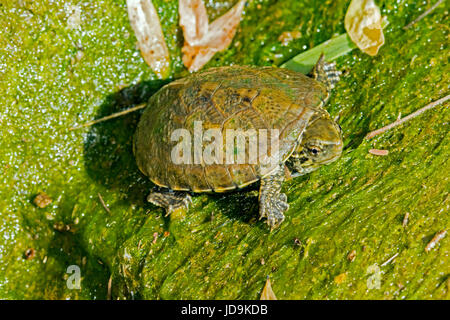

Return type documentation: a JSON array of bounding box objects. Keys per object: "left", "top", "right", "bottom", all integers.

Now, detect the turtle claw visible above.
[
  {"left": 258, "top": 164, "right": 289, "bottom": 229},
  {"left": 147, "top": 190, "right": 192, "bottom": 216},
  {"left": 259, "top": 192, "right": 288, "bottom": 230}
]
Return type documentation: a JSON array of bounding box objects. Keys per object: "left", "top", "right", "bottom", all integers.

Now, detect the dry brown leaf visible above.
[
  {"left": 179, "top": 0, "right": 208, "bottom": 46},
  {"left": 182, "top": 45, "right": 217, "bottom": 73},
  {"left": 127, "top": 0, "right": 170, "bottom": 78},
  {"left": 203, "top": 0, "right": 246, "bottom": 50},
  {"left": 260, "top": 277, "right": 277, "bottom": 300},
  {"left": 345, "top": 0, "right": 385, "bottom": 56},
  {"left": 180, "top": 0, "right": 246, "bottom": 72}
]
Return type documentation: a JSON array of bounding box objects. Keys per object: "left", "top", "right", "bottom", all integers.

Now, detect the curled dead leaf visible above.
[
  {"left": 180, "top": 0, "right": 246, "bottom": 72},
  {"left": 127, "top": 0, "right": 170, "bottom": 78},
  {"left": 345, "top": 0, "right": 385, "bottom": 56},
  {"left": 260, "top": 277, "right": 277, "bottom": 300}
]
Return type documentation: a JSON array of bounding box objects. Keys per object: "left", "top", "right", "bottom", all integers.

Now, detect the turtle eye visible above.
[{"left": 308, "top": 146, "right": 321, "bottom": 156}]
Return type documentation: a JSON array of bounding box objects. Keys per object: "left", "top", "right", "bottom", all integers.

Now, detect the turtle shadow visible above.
[
  {"left": 208, "top": 186, "right": 261, "bottom": 225},
  {"left": 83, "top": 79, "right": 169, "bottom": 207},
  {"left": 209, "top": 174, "right": 312, "bottom": 227}
]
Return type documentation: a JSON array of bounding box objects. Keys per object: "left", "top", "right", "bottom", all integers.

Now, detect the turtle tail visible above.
[{"left": 310, "top": 54, "right": 341, "bottom": 90}]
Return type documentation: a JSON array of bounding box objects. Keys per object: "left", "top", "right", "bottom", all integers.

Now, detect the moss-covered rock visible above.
[{"left": 0, "top": 0, "right": 448, "bottom": 299}]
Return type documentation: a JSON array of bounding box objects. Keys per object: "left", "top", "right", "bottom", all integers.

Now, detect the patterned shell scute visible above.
[{"left": 134, "top": 66, "right": 327, "bottom": 192}]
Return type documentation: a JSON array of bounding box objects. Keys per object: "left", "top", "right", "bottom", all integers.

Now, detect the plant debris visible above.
[
  {"left": 402, "top": 212, "right": 410, "bottom": 227},
  {"left": 24, "top": 248, "right": 36, "bottom": 260},
  {"left": 98, "top": 192, "right": 111, "bottom": 214},
  {"left": 369, "top": 149, "right": 389, "bottom": 156},
  {"left": 107, "top": 276, "right": 112, "bottom": 300},
  {"left": 69, "top": 103, "right": 147, "bottom": 130},
  {"left": 33, "top": 192, "right": 52, "bottom": 208},
  {"left": 180, "top": 0, "right": 246, "bottom": 72},
  {"left": 347, "top": 250, "right": 357, "bottom": 262},
  {"left": 281, "top": 33, "right": 357, "bottom": 74},
  {"left": 381, "top": 252, "right": 399, "bottom": 266},
  {"left": 152, "top": 232, "right": 158, "bottom": 244},
  {"left": 425, "top": 230, "right": 447, "bottom": 253},
  {"left": 127, "top": 0, "right": 170, "bottom": 78},
  {"left": 334, "top": 272, "right": 347, "bottom": 284},
  {"left": 345, "top": 0, "right": 385, "bottom": 56},
  {"left": 403, "top": 0, "right": 445, "bottom": 30},
  {"left": 53, "top": 221, "right": 72, "bottom": 232},
  {"left": 260, "top": 276, "right": 277, "bottom": 300},
  {"left": 278, "top": 31, "right": 302, "bottom": 46},
  {"left": 365, "top": 95, "right": 450, "bottom": 139}
]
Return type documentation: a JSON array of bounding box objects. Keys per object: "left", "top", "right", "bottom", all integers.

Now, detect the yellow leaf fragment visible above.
[
  {"left": 127, "top": 0, "right": 170, "bottom": 78},
  {"left": 345, "top": 0, "right": 385, "bottom": 56},
  {"left": 334, "top": 272, "right": 348, "bottom": 284},
  {"left": 260, "top": 277, "right": 277, "bottom": 300},
  {"left": 180, "top": 0, "right": 246, "bottom": 72}
]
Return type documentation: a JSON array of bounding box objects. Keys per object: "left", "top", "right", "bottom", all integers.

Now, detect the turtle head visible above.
[{"left": 287, "top": 114, "right": 343, "bottom": 177}]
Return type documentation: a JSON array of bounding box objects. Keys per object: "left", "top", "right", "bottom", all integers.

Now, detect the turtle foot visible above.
[
  {"left": 147, "top": 190, "right": 192, "bottom": 216},
  {"left": 259, "top": 192, "right": 289, "bottom": 230},
  {"left": 311, "top": 54, "right": 341, "bottom": 90}
]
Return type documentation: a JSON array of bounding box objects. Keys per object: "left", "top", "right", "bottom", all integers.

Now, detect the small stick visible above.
[
  {"left": 404, "top": 0, "right": 444, "bottom": 30},
  {"left": 402, "top": 212, "right": 410, "bottom": 227},
  {"left": 98, "top": 192, "right": 111, "bottom": 214},
  {"left": 366, "top": 95, "right": 450, "bottom": 139},
  {"left": 107, "top": 276, "right": 112, "bottom": 300},
  {"left": 69, "top": 103, "right": 147, "bottom": 130},
  {"left": 381, "top": 252, "right": 399, "bottom": 267},
  {"left": 425, "top": 230, "right": 447, "bottom": 252}
]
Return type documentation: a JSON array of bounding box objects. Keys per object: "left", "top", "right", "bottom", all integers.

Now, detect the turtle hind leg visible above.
[
  {"left": 310, "top": 54, "right": 341, "bottom": 90},
  {"left": 147, "top": 188, "right": 192, "bottom": 216},
  {"left": 259, "top": 164, "right": 289, "bottom": 230}
]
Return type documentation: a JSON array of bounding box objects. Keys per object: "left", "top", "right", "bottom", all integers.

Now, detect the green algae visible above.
[{"left": 0, "top": 0, "right": 449, "bottom": 299}]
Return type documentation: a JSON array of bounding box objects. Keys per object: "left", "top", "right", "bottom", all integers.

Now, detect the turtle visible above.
[{"left": 133, "top": 56, "right": 343, "bottom": 229}]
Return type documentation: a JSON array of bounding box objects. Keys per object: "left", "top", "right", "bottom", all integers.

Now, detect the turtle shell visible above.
[{"left": 134, "top": 66, "right": 328, "bottom": 193}]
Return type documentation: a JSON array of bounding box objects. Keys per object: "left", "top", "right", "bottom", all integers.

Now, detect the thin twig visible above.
[
  {"left": 366, "top": 95, "right": 450, "bottom": 139},
  {"left": 402, "top": 212, "right": 410, "bottom": 228},
  {"left": 403, "top": 0, "right": 444, "bottom": 30},
  {"left": 98, "top": 192, "right": 111, "bottom": 214},
  {"left": 107, "top": 276, "right": 112, "bottom": 300},
  {"left": 69, "top": 103, "right": 147, "bottom": 130},
  {"left": 425, "top": 230, "right": 447, "bottom": 252},
  {"left": 381, "top": 252, "right": 399, "bottom": 267}
]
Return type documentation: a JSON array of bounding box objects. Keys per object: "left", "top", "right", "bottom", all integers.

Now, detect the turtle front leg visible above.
[
  {"left": 147, "top": 187, "right": 192, "bottom": 216},
  {"left": 310, "top": 54, "right": 341, "bottom": 92},
  {"left": 259, "top": 164, "right": 289, "bottom": 229}
]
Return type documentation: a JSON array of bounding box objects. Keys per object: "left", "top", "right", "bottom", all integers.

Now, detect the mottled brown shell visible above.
[{"left": 134, "top": 66, "right": 328, "bottom": 193}]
